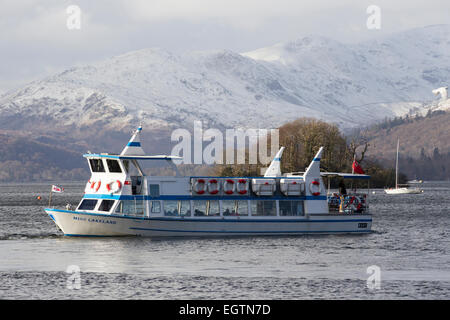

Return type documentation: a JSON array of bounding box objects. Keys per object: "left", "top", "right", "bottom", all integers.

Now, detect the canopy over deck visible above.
[
  {"left": 320, "top": 172, "right": 370, "bottom": 179},
  {"left": 83, "top": 154, "right": 182, "bottom": 161},
  {"left": 286, "top": 172, "right": 370, "bottom": 179}
]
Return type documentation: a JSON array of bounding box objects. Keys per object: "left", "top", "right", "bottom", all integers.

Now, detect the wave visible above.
[{"left": 0, "top": 232, "right": 62, "bottom": 241}]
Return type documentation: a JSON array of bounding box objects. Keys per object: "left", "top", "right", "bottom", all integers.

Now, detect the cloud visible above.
[{"left": 0, "top": 0, "right": 450, "bottom": 92}]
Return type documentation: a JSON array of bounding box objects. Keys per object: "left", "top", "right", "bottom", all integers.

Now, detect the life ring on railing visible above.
[
  {"left": 309, "top": 180, "right": 321, "bottom": 196},
  {"left": 344, "top": 196, "right": 360, "bottom": 211},
  {"left": 207, "top": 179, "right": 220, "bottom": 194},
  {"left": 236, "top": 179, "right": 248, "bottom": 195},
  {"left": 106, "top": 180, "right": 122, "bottom": 193},
  {"left": 193, "top": 179, "right": 206, "bottom": 194},
  {"left": 223, "top": 179, "right": 235, "bottom": 194},
  {"left": 90, "top": 180, "right": 101, "bottom": 192}
]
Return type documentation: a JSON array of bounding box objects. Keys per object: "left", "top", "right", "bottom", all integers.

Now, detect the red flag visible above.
[{"left": 352, "top": 160, "right": 365, "bottom": 174}]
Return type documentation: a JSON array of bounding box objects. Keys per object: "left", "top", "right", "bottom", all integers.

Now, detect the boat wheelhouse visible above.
[{"left": 44, "top": 127, "right": 372, "bottom": 237}]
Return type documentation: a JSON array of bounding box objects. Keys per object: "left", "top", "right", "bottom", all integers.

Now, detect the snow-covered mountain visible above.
[{"left": 1, "top": 25, "right": 449, "bottom": 143}]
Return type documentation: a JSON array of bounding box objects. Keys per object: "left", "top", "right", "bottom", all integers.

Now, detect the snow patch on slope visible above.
[{"left": 1, "top": 25, "right": 449, "bottom": 135}]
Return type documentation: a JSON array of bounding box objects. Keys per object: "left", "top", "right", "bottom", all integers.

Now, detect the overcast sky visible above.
[{"left": 1, "top": 0, "right": 449, "bottom": 93}]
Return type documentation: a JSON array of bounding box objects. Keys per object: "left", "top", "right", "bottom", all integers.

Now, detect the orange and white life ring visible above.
[
  {"left": 193, "top": 179, "right": 206, "bottom": 194},
  {"left": 90, "top": 180, "right": 101, "bottom": 192},
  {"left": 223, "top": 179, "right": 235, "bottom": 194},
  {"left": 106, "top": 180, "right": 122, "bottom": 193},
  {"left": 309, "top": 179, "right": 321, "bottom": 196},
  {"left": 236, "top": 179, "right": 248, "bottom": 195},
  {"left": 207, "top": 179, "right": 220, "bottom": 194},
  {"left": 345, "top": 196, "right": 360, "bottom": 211}
]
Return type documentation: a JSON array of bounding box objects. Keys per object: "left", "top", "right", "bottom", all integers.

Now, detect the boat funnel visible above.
[
  {"left": 120, "top": 126, "right": 146, "bottom": 156},
  {"left": 304, "top": 147, "right": 324, "bottom": 180},
  {"left": 264, "top": 147, "right": 285, "bottom": 177}
]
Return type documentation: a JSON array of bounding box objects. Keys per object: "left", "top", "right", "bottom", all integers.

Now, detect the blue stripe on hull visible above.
[
  {"left": 137, "top": 217, "right": 372, "bottom": 223},
  {"left": 64, "top": 234, "right": 119, "bottom": 237},
  {"left": 129, "top": 227, "right": 372, "bottom": 234},
  {"left": 64, "top": 230, "right": 372, "bottom": 237},
  {"left": 46, "top": 208, "right": 371, "bottom": 223}
]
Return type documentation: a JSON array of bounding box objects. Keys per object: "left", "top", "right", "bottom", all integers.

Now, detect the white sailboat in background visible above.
[{"left": 384, "top": 139, "right": 424, "bottom": 195}]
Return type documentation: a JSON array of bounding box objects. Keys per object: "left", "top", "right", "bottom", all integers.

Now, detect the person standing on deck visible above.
[
  {"left": 338, "top": 180, "right": 347, "bottom": 213},
  {"left": 339, "top": 180, "right": 347, "bottom": 195}
]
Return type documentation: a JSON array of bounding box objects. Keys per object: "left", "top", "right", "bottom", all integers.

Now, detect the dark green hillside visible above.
[
  {"left": 356, "top": 109, "right": 450, "bottom": 180},
  {"left": 0, "top": 133, "right": 89, "bottom": 182}
]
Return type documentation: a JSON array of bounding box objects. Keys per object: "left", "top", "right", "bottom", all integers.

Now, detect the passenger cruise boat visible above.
[{"left": 44, "top": 127, "right": 373, "bottom": 237}]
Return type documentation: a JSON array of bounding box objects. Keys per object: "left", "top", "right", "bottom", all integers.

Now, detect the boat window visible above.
[
  {"left": 98, "top": 200, "right": 115, "bottom": 212},
  {"left": 292, "top": 200, "right": 304, "bottom": 216},
  {"left": 131, "top": 176, "right": 143, "bottom": 195},
  {"left": 193, "top": 200, "right": 207, "bottom": 216},
  {"left": 115, "top": 201, "right": 132, "bottom": 215},
  {"left": 115, "top": 199, "right": 145, "bottom": 216},
  {"left": 251, "top": 200, "right": 277, "bottom": 216},
  {"left": 106, "top": 159, "right": 122, "bottom": 173},
  {"left": 78, "top": 199, "right": 98, "bottom": 211},
  {"left": 89, "top": 159, "right": 105, "bottom": 172},
  {"left": 207, "top": 200, "right": 220, "bottom": 216},
  {"left": 150, "top": 201, "right": 161, "bottom": 214},
  {"left": 179, "top": 200, "right": 191, "bottom": 216},
  {"left": 222, "top": 200, "right": 237, "bottom": 216},
  {"left": 149, "top": 184, "right": 160, "bottom": 197},
  {"left": 122, "top": 160, "right": 129, "bottom": 173},
  {"left": 135, "top": 199, "right": 145, "bottom": 216},
  {"left": 164, "top": 200, "right": 178, "bottom": 216},
  {"left": 279, "top": 201, "right": 291, "bottom": 216},
  {"left": 122, "top": 160, "right": 141, "bottom": 175},
  {"left": 236, "top": 200, "right": 249, "bottom": 216},
  {"left": 279, "top": 200, "right": 304, "bottom": 216}
]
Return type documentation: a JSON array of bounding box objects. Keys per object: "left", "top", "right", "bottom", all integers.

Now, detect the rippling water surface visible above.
[{"left": 0, "top": 182, "right": 449, "bottom": 299}]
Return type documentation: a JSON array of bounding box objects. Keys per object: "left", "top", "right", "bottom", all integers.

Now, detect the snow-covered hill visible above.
[{"left": 1, "top": 25, "right": 449, "bottom": 140}]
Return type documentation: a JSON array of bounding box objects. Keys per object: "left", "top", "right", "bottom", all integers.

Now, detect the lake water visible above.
[{"left": 0, "top": 182, "right": 449, "bottom": 299}]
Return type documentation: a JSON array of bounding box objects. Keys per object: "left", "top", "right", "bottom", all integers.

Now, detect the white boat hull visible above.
[
  {"left": 384, "top": 187, "right": 423, "bottom": 194},
  {"left": 45, "top": 208, "right": 372, "bottom": 237}
]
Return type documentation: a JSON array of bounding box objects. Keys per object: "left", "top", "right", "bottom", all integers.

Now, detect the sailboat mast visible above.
[{"left": 395, "top": 139, "right": 399, "bottom": 189}]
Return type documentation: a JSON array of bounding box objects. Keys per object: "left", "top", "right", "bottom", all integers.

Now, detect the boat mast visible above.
[{"left": 395, "top": 138, "right": 399, "bottom": 189}]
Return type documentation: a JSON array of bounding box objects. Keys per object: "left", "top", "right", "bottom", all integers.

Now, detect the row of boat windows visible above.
[
  {"left": 89, "top": 159, "right": 122, "bottom": 173},
  {"left": 78, "top": 199, "right": 305, "bottom": 217},
  {"left": 88, "top": 159, "right": 140, "bottom": 174}
]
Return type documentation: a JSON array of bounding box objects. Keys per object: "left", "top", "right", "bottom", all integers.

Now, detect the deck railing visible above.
[{"left": 327, "top": 193, "right": 369, "bottom": 214}]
